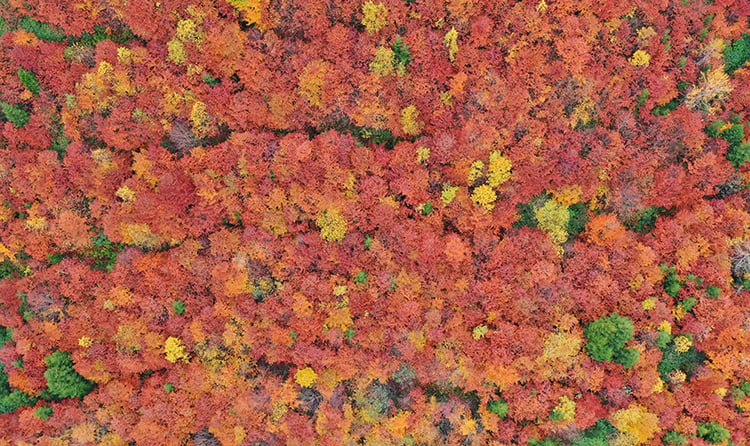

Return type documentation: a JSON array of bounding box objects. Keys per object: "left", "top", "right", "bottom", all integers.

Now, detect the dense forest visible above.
[{"left": 1, "top": 0, "right": 750, "bottom": 444}]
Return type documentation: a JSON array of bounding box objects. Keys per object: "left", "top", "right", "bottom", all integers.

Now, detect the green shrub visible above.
[
  {"left": 657, "top": 339, "right": 707, "bottom": 381},
  {"left": 630, "top": 206, "right": 672, "bottom": 233},
  {"left": 697, "top": 422, "right": 731, "bottom": 444},
  {"left": 0, "top": 389, "right": 34, "bottom": 414},
  {"left": 528, "top": 439, "right": 562, "bottom": 446},
  {"left": 172, "top": 300, "right": 186, "bottom": 315},
  {"left": 705, "top": 285, "right": 721, "bottom": 298},
  {"left": 17, "top": 68, "right": 40, "bottom": 96},
  {"left": 567, "top": 202, "right": 589, "bottom": 237},
  {"left": 662, "top": 265, "right": 682, "bottom": 297},
  {"left": 722, "top": 124, "right": 745, "bottom": 147},
  {"left": 613, "top": 347, "right": 640, "bottom": 369},
  {"left": 655, "top": 330, "right": 672, "bottom": 350},
  {"left": 391, "top": 36, "right": 412, "bottom": 68},
  {"left": 706, "top": 119, "right": 724, "bottom": 137},
  {"left": 34, "top": 406, "right": 53, "bottom": 420},
  {"left": 0, "top": 326, "right": 11, "bottom": 348},
  {"left": 203, "top": 73, "right": 219, "bottom": 86},
  {"left": 44, "top": 351, "right": 94, "bottom": 399},
  {"left": 1, "top": 102, "right": 30, "bottom": 128},
  {"left": 728, "top": 142, "right": 750, "bottom": 168},
  {"left": 81, "top": 230, "right": 123, "bottom": 272},
  {"left": 584, "top": 313, "right": 634, "bottom": 363},
  {"left": 663, "top": 430, "right": 688, "bottom": 445},
  {"left": 513, "top": 193, "right": 552, "bottom": 229},
  {"left": 724, "top": 33, "right": 750, "bottom": 74},
  {"left": 19, "top": 17, "right": 66, "bottom": 42},
  {"left": 487, "top": 397, "right": 508, "bottom": 418},
  {"left": 354, "top": 271, "right": 368, "bottom": 284},
  {"left": 572, "top": 419, "right": 617, "bottom": 446}
]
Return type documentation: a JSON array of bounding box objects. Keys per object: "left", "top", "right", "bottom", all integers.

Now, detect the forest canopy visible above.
[{"left": 0, "top": 0, "right": 750, "bottom": 444}]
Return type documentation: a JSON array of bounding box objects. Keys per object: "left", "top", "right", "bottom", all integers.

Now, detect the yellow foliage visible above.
[
  {"left": 400, "top": 105, "right": 422, "bottom": 136},
  {"left": 164, "top": 336, "right": 189, "bottom": 363},
  {"left": 444, "top": 27, "right": 458, "bottom": 62},
  {"left": 658, "top": 321, "right": 672, "bottom": 334},
  {"left": 541, "top": 331, "right": 582, "bottom": 361},
  {"left": 629, "top": 50, "right": 651, "bottom": 66},
  {"left": 227, "top": 0, "right": 263, "bottom": 27},
  {"left": 387, "top": 411, "right": 410, "bottom": 437},
  {"left": 472, "top": 325, "right": 488, "bottom": 340},
  {"left": 684, "top": 67, "right": 732, "bottom": 112},
  {"left": 370, "top": 46, "right": 395, "bottom": 77},
  {"left": 316, "top": 209, "right": 348, "bottom": 242},
  {"left": 570, "top": 97, "right": 596, "bottom": 128},
  {"left": 641, "top": 297, "right": 656, "bottom": 310},
  {"left": 441, "top": 185, "right": 459, "bottom": 204},
  {"left": 362, "top": 1, "right": 388, "bottom": 34},
  {"left": 167, "top": 39, "right": 187, "bottom": 64},
  {"left": 536, "top": 0, "right": 548, "bottom": 12},
  {"left": 611, "top": 404, "right": 660, "bottom": 445},
  {"left": 99, "top": 432, "right": 128, "bottom": 446},
  {"left": 468, "top": 160, "right": 485, "bottom": 182},
  {"left": 652, "top": 379, "right": 665, "bottom": 393},
  {"left": 459, "top": 417, "right": 476, "bottom": 435},
  {"left": 535, "top": 199, "right": 569, "bottom": 245},
  {"left": 299, "top": 60, "right": 329, "bottom": 107},
  {"left": 668, "top": 370, "right": 686, "bottom": 384},
  {"left": 416, "top": 146, "right": 430, "bottom": 162},
  {"left": 551, "top": 184, "right": 582, "bottom": 205},
  {"left": 116, "top": 185, "right": 136, "bottom": 201},
  {"left": 91, "top": 148, "right": 116, "bottom": 172},
  {"left": 117, "top": 47, "right": 132, "bottom": 64},
  {"left": 637, "top": 26, "right": 657, "bottom": 40},
  {"left": 674, "top": 335, "right": 692, "bottom": 353},
  {"left": 552, "top": 396, "right": 576, "bottom": 421},
  {"left": 78, "top": 336, "right": 93, "bottom": 347},
  {"left": 0, "top": 243, "right": 14, "bottom": 261},
  {"left": 120, "top": 222, "right": 162, "bottom": 249},
  {"left": 175, "top": 18, "right": 205, "bottom": 43},
  {"left": 408, "top": 330, "right": 426, "bottom": 351},
  {"left": 190, "top": 100, "right": 210, "bottom": 137},
  {"left": 471, "top": 184, "right": 497, "bottom": 211},
  {"left": 295, "top": 367, "right": 318, "bottom": 387},
  {"left": 440, "top": 91, "right": 453, "bottom": 105},
  {"left": 487, "top": 152, "right": 512, "bottom": 187},
  {"left": 25, "top": 215, "right": 47, "bottom": 232}
]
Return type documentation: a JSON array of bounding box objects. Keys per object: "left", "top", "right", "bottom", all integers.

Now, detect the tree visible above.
[
  {"left": 584, "top": 313, "right": 638, "bottom": 368},
  {"left": 697, "top": 422, "right": 731, "bottom": 444},
  {"left": 43, "top": 351, "right": 94, "bottom": 399},
  {"left": 1, "top": 102, "right": 30, "bottom": 128}
]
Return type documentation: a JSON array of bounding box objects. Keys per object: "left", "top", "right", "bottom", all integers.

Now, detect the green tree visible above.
[
  {"left": 0, "top": 389, "right": 34, "bottom": 414},
  {"left": 487, "top": 397, "right": 508, "bottom": 419},
  {"left": 172, "top": 299, "right": 186, "bottom": 315},
  {"left": 34, "top": 406, "right": 53, "bottom": 420},
  {"left": 44, "top": 351, "right": 94, "bottom": 399},
  {"left": 584, "top": 313, "right": 636, "bottom": 365},
  {"left": 1, "top": 102, "right": 30, "bottom": 128},
  {"left": 697, "top": 422, "right": 730, "bottom": 444},
  {"left": 724, "top": 33, "right": 750, "bottom": 74},
  {"left": 17, "top": 68, "right": 40, "bottom": 95}
]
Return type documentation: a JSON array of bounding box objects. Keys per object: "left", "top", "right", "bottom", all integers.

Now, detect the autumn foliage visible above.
[{"left": 1, "top": 0, "right": 750, "bottom": 444}]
